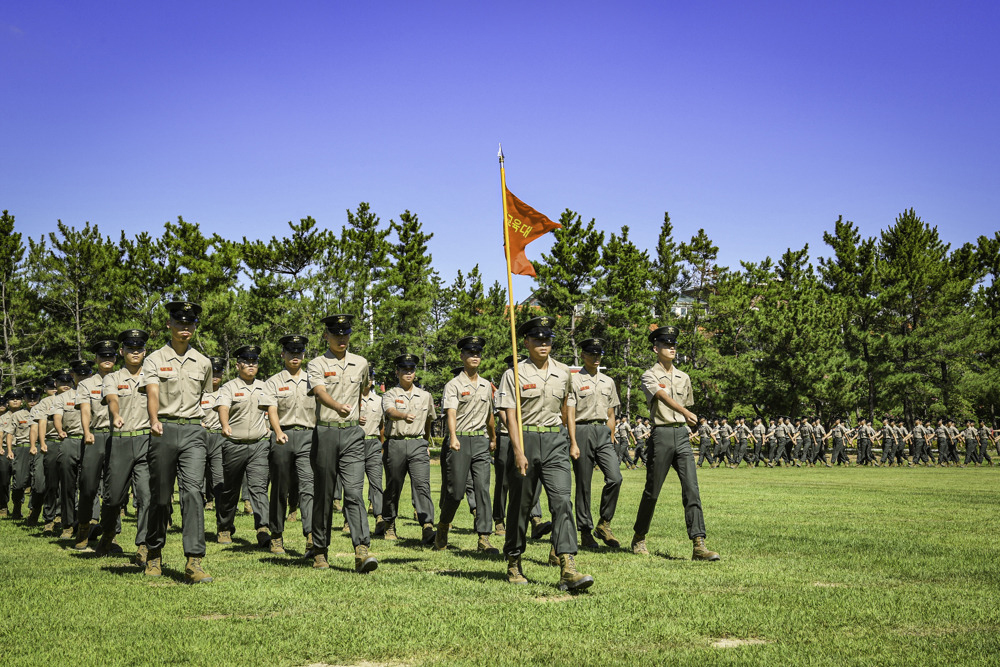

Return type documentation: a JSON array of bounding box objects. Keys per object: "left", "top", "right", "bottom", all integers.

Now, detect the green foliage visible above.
[{"left": 2, "top": 204, "right": 998, "bottom": 425}]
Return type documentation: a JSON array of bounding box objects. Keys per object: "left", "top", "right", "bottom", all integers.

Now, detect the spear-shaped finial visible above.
[{"left": 498, "top": 142, "right": 504, "bottom": 163}]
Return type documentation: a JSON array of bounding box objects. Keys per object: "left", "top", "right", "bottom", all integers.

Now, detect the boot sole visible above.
[
  {"left": 693, "top": 554, "right": 721, "bottom": 561},
  {"left": 558, "top": 575, "right": 594, "bottom": 592},
  {"left": 356, "top": 557, "right": 378, "bottom": 574},
  {"left": 185, "top": 576, "right": 213, "bottom": 584}
]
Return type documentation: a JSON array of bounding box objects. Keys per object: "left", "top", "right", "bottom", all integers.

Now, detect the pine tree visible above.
[
  {"left": 650, "top": 212, "right": 683, "bottom": 323},
  {"left": 0, "top": 211, "right": 38, "bottom": 386},
  {"left": 532, "top": 210, "right": 604, "bottom": 365},
  {"left": 595, "top": 225, "right": 654, "bottom": 419}
]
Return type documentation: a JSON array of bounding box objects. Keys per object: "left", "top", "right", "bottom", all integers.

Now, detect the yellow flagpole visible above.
[{"left": 498, "top": 144, "right": 525, "bottom": 439}]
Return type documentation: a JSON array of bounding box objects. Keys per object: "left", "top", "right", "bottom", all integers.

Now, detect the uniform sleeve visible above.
[
  {"left": 202, "top": 359, "right": 213, "bottom": 393},
  {"left": 640, "top": 369, "right": 660, "bottom": 402},
  {"left": 381, "top": 391, "right": 395, "bottom": 414},
  {"left": 609, "top": 379, "right": 621, "bottom": 410},
  {"left": 103, "top": 373, "right": 120, "bottom": 399},
  {"left": 256, "top": 384, "right": 275, "bottom": 408},
  {"left": 215, "top": 383, "right": 233, "bottom": 409},
  {"left": 139, "top": 356, "right": 159, "bottom": 388},
  {"left": 496, "top": 369, "right": 516, "bottom": 410},
  {"left": 306, "top": 358, "right": 324, "bottom": 396},
  {"left": 426, "top": 392, "right": 437, "bottom": 421},
  {"left": 442, "top": 379, "right": 460, "bottom": 411},
  {"left": 565, "top": 376, "right": 578, "bottom": 408},
  {"left": 681, "top": 374, "right": 694, "bottom": 407},
  {"left": 74, "top": 384, "right": 89, "bottom": 411}
]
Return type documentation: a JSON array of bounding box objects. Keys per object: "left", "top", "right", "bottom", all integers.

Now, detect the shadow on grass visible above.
[
  {"left": 434, "top": 568, "right": 508, "bottom": 582},
  {"left": 100, "top": 563, "right": 142, "bottom": 577}
]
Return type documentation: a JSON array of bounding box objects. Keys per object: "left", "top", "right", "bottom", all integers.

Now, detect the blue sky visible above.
[{"left": 3, "top": 2, "right": 998, "bottom": 301}]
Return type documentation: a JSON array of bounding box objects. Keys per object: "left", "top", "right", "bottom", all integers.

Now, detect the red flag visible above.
[{"left": 503, "top": 188, "right": 562, "bottom": 277}]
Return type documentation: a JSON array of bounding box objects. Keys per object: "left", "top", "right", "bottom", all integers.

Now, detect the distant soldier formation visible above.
[{"left": 9, "top": 299, "right": 990, "bottom": 588}]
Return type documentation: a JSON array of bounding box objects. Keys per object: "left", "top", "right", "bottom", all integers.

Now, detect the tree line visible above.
[{"left": 1, "top": 206, "right": 997, "bottom": 425}]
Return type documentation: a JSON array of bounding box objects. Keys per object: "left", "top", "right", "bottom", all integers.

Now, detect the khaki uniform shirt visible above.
[
  {"left": 752, "top": 424, "right": 765, "bottom": 442},
  {"left": 734, "top": 423, "right": 751, "bottom": 443},
  {"left": 813, "top": 424, "right": 826, "bottom": 443},
  {"left": 76, "top": 374, "right": 111, "bottom": 431},
  {"left": 961, "top": 427, "right": 979, "bottom": 445},
  {"left": 831, "top": 424, "right": 848, "bottom": 442},
  {"left": 894, "top": 425, "right": 908, "bottom": 442},
  {"left": 5, "top": 409, "right": 33, "bottom": 444},
  {"left": 860, "top": 424, "right": 876, "bottom": 440},
  {"left": 978, "top": 426, "right": 993, "bottom": 444},
  {"left": 216, "top": 377, "right": 273, "bottom": 442},
  {"left": 306, "top": 351, "right": 368, "bottom": 424},
  {"left": 947, "top": 425, "right": 961, "bottom": 442},
  {"left": 30, "top": 395, "right": 60, "bottom": 439},
  {"left": 103, "top": 368, "right": 150, "bottom": 432},
  {"left": 718, "top": 423, "right": 733, "bottom": 441},
  {"left": 496, "top": 358, "right": 572, "bottom": 428},
  {"left": 799, "top": 423, "right": 814, "bottom": 442},
  {"left": 640, "top": 363, "right": 693, "bottom": 426},
  {"left": 53, "top": 390, "right": 84, "bottom": 437},
  {"left": 566, "top": 369, "right": 619, "bottom": 423},
  {"left": 934, "top": 425, "right": 948, "bottom": 445},
  {"left": 382, "top": 385, "right": 437, "bottom": 438},
  {"left": 140, "top": 344, "right": 213, "bottom": 419},
  {"left": 696, "top": 423, "right": 713, "bottom": 442},
  {"left": 911, "top": 424, "right": 929, "bottom": 442},
  {"left": 200, "top": 390, "right": 223, "bottom": 430},
  {"left": 442, "top": 372, "right": 493, "bottom": 432},
  {"left": 264, "top": 369, "right": 315, "bottom": 429},
  {"left": 493, "top": 387, "right": 507, "bottom": 435},
  {"left": 360, "top": 391, "right": 384, "bottom": 439}
]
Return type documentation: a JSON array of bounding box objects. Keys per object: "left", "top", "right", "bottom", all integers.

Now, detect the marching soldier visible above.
[
  {"left": 632, "top": 325, "right": 719, "bottom": 561},
  {"left": 40, "top": 370, "right": 74, "bottom": 533},
  {"left": 566, "top": 337, "right": 623, "bottom": 550},
  {"left": 73, "top": 339, "right": 118, "bottom": 551},
  {"left": 791, "top": 417, "right": 807, "bottom": 467},
  {"left": 0, "top": 396, "right": 10, "bottom": 517},
  {"left": 4, "top": 389, "right": 36, "bottom": 519},
  {"left": 382, "top": 353, "right": 437, "bottom": 545},
  {"left": 24, "top": 383, "right": 54, "bottom": 526},
  {"left": 946, "top": 418, "right": 963, "bottom": 467},
  {"left": 977, "top": 419, "right": 994, "bottom": 466},
  {"left": 634, "top": 418, "right": 650, "bottom": 466},
  {"left": 767, "top": 416, "right": 785, "bottom": 467},
  {"left": 615, "top": 417, "right": 637, "bottom": 470},
  {"left": 812, "top": 417, "right": 830, "bottom": 467},
  {"left": 731, "top": 416, "right": 751, "bottom": 468},
  {"left": 934, "top": 418, "right": 950, "bottom": 467},
  {"left": 96, "top": 329, "right": 152, "bottom": 561},
  {"left": 200, "top": 357, "right": 226, "bottom": 522},
  {"left": 714, "top": 417, "right": 732, "bottom": 468},
  {"left": 491, "top": 355, "right": 551, "bottom": 539},
  {"left": 828, "top": 417, "right": 849, "bottom": 466},
  {"left": 894, "top": 419, "right": 912, "bottom": 466},
  {"left": 264, "top": 335, "right": 316, "bottom": 555},
  {"left": 140, "top": 300, "right": 214, "bottom": 584},
  {"left": 961, "top": 419, "right": 982, "bottom": 466},
  {"left": 55, "top": 360, "right": 90, "bottom": 539},
  {"left": 751, "top": 417, "right": 766, "bottom": 467},
  {"left": 215, "top": 345, "right": 273, "bottom": 548},
  {"left": 435, "top": 336, "right": 499, "bottom": 553},
  {"left": 496, "top": 316, "right": 592, "bottom": 590},
  {"left": 694, "top": 416, "right": 716, "bottom": 467},
  {"left": 306, "top": 314, "right": 377, "bottom": 573},
  {"left": 879, "top": 417, "right": 897, "bottom": 466},
  {"left": 358, "top": 370, "right": 385, "bottom": 534},
  {"left": 910, "top": 418, "right": 931, "bottom": 465}
]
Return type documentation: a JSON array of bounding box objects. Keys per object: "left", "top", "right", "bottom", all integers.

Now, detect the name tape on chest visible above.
[
  {"left": 580, "top": 385, "right": 591, "bottom": 391},
  {"left": 234, "top": 392, "right": 245, "bottom": 397},
  {"left": 324, "top": 371, "right": 337, "bottom": 378},
  {"left": 91, "top": 390, "right": 102, "bottom": 395},
  {"left": 522, "top": 383, "right": 536, "bottom": 390},
  {"left": 461, "top": 391, "right": 471, "bottom": 397},
  {"left": 118, "top": 385, "right": 129, "bottom": 390},
  {"left": 278, "top": 386, "right": 290, "bottom": 392},
  {"left": 160, "top": 367, "right": 173, "bottom": 372}
]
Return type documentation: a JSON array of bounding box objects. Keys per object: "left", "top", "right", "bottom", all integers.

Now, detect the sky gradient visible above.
[{"left": 3, "top": 2, "right": 998, "bottom": 301}]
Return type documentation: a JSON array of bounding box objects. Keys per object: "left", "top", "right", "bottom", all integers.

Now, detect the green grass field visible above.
[{"left": 2, "top": 465, "right": 999, "bottom": 666}]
